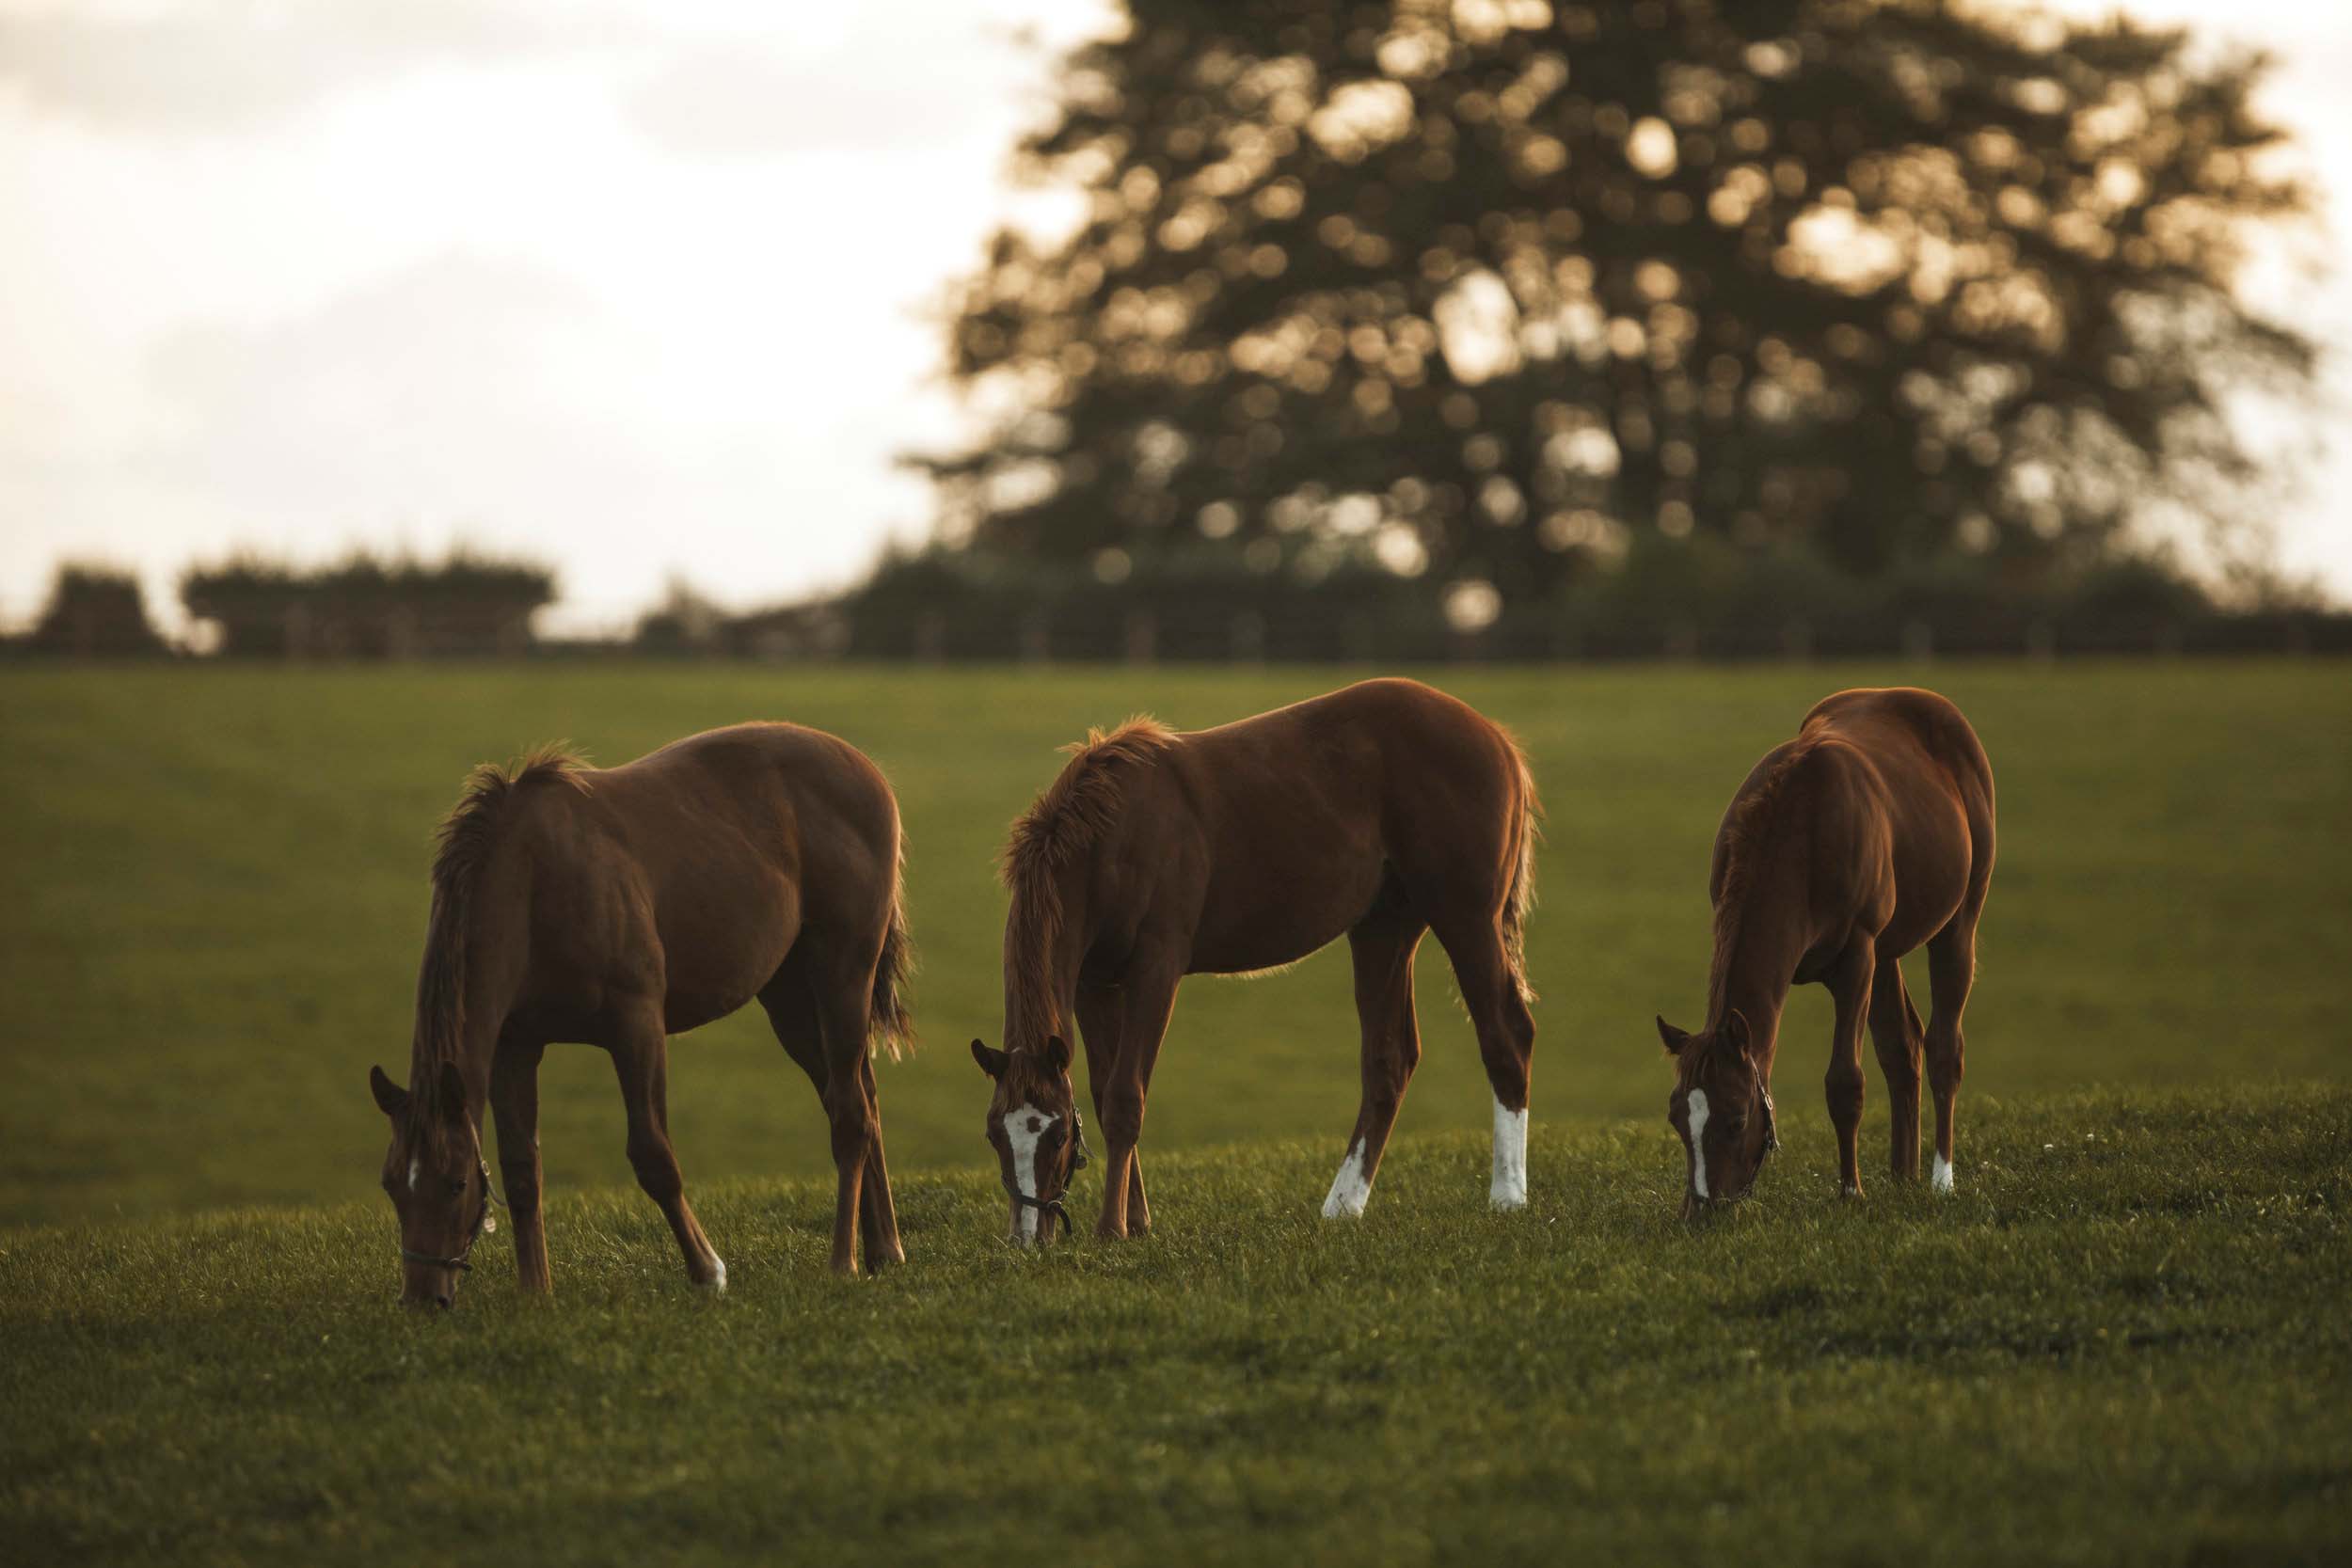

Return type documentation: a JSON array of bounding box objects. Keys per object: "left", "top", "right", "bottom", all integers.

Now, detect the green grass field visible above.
[
  {"left": 2, "top": 661, "right": 2348, "bottom": 1563},
  {"left": 3, "top": 1090, "right": 2345, "bottom": 1565},
  {"left": 1, "top": 661, "right": 2345, "bottom": 1224}
]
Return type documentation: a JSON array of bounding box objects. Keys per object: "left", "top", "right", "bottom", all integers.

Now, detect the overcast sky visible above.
[{"left": 2, "top": 0, "right": 2344, "bottom": 635}]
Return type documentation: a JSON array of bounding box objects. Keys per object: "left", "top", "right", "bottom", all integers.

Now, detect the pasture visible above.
[
  {"left": 0, "top": 660, "right": 2344, "bottom": 1224},
  {"left": 2, "top": 659, "right": 2348, "bottom": 1563},
  {"left": 3, "top": 1091, "right": 2346, "bottom": 1564}
]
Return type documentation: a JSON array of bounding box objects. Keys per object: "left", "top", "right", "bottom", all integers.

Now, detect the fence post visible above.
[
  {"left": 1901, "top": 617, "right": 1933, "bottom": 662},
  {"left": 1230, "top": 610, "right": 1265, "bottom": 664},
  {"left": 1124, "top": 608, "right": 1157, "bottom": 664},
  {"left": 1020, "top": 608, "right": 1051, "bottom": 664}
]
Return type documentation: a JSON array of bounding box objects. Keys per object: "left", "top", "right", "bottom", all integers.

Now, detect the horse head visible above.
[
  {"left": 971, "top": 1035, "right": 1088, "bottom": 1246},
  {"left": 1658, "top": 1010, "right": 1777, "bottom": 1218},
  {"left": 370, "top": 1060, "right": 498, "bottom": 1307}
]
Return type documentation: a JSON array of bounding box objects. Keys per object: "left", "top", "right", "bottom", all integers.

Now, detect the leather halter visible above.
[
  {"left": 1002, "top": 1109, "right": 1091, "bottom": 1238},
  {"left": 399, "top": 1156, "right": 505, "bottom": 1274}
]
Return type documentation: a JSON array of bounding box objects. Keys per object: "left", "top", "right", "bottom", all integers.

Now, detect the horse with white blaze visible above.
[{"left": 971, "top": 678, "right": 1543, "bottom": 1242}]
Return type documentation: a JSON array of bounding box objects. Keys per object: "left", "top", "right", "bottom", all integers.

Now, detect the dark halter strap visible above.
[
  {"left": 1002, "top": 1110, "right": 1091, "bottom": 1239},
  {"left": 399, "top": 1156, "right": 505, "bottom": 1273}
]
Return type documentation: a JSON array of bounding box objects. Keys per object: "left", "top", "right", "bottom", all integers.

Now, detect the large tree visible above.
[{"left": 917, "top": 0, "right": 2312, "bottom": 615}]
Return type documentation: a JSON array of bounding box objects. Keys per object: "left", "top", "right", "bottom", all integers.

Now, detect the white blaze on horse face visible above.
[
  {"left": 407, "top": 1156, "right": 420, "bottom": 1195},
  {"left": 1321, "top": 1139, "right": 1372, "bottom": 1219},
  {"left": 1686, "top": 1088, "right": 1710, "bottom": 1200},
  {"left": 1931, "top": 1153, "right": 1955, "bottom": 1194},
  {"left": 1489, "top": 1098, "right": 1529, "bottom": 1211},
  {"left": 1004, "top": 1102, "right": 1056, "bottom": 1244}
]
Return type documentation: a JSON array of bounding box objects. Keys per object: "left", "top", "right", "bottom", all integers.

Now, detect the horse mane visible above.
[
  {"left": 413, "top": 746, "right": 591, "bottom": 1111},
  {"left": 998, "top": 717, "right": 1178, "bottom": 1043},
  {"left": 1706, "top": 733, "right": 1821, "bottom": 1024}
]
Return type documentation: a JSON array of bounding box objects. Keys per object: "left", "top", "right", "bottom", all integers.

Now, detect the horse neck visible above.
[
  {"left": 407, "top": 881, "right": 523, "bottom": 1120},
  {"left": 1002, "top": 861, "right": 1086, "bottom": 1048},
  {"left": 1705, "top": 878, "right": 1808, "bottom": 1080}
]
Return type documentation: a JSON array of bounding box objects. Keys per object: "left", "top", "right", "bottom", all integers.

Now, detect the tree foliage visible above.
[
  {"left": 26, "top": 565, "right": 167, "bottom": 657},
  {"left": 918, "top": 0, "right": 2312, "bottom": 612}
]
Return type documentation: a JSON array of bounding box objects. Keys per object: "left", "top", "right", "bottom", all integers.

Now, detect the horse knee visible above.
[
  {"left": 1927, "top": 1029, "right": 1965, "bottom": 1093},
  {"left": 1099, "top": 1087, "right": 1145, "bottom": 1148},
  {"left": 824, "top": 1084, "right": 876, "bottom": 1164},
  {"left": 1824, "top": 1064, "right": 1866, "bottom": 1125},
  {"left": 1504, "top": 994, "right": 1535, "bottom": 1053},
  {"left": 1480, "top": 1021, "right": 1533, "bottom": 1110},
  {"left": 626, "top": 1138, "right": 681, "bottom": 1202}
]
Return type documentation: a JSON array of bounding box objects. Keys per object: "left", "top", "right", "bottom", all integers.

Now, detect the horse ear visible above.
[
  {"left": 1724, "top": 1009, "right": 1754, "bottom": 1056},
  {"left": 370, "top": 1065, "right": 408, "bottom": 1117},
  {"left": 1656, "top": 1016, "right": 1691, "bottom": 1054},
  {"left": 435, "top": 1059, "right": 469, "bottom": 1120},
  {"left": 1043, "top": 1034, "right": 1073, "bottom": 1073},
  {"left": 971, "top": 1038, "right": 1009, "bottom": 1079}
]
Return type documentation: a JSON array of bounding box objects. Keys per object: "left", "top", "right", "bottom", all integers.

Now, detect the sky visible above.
[{"left": 1, "top": 0, "right": 2344, "bottom": 637}]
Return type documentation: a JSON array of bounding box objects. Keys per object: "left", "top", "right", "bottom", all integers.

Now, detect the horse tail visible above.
[
  {"left": 868, "top": 832, "right": 915, "bottom": 1060},
  {"left": 1500, "top": 734, "right": 1542, "bottom": 1005}
]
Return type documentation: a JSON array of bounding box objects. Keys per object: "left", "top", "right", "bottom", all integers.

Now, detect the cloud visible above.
[
  {"left": 625, "top": 33, "right": 1032, "bottom": 159},
  {"left": 0, "top": 0, "right": 548, "bottom": 133},
  {"left": 141, "top": 251, "right": 668, "bottom": 521}
]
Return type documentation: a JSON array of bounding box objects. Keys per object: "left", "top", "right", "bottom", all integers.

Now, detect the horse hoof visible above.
[{"left": 696, "top": 1258, "right": 728, "bottom": 1294}]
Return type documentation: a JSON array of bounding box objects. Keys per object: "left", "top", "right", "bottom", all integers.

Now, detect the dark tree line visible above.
[{"left": 903, "top": 0, "right": 2313, "bottom": 630}]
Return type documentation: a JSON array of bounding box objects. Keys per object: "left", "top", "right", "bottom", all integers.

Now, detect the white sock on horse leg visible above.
[
  {"left": 1489, "top": 1098, "right": 1528, "bottom": 1211},
  {"left": 1321, "top": 1139, "right": 1372, "bottom": 1219}
]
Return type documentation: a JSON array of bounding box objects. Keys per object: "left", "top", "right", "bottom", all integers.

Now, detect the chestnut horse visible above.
[
  {"left": 970, "top": 678, "right": 1540, "bottom": 1242},
  {"left": 1656, "top": 687, "right": 1994, "bottom": 1214},
  {"left": 369, "top": 723, "right": 913, "bottom": 1305}
]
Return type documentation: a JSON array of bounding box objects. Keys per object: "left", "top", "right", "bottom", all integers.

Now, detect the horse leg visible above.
[
  {"left": 1096, "top": 958, "right": 1182, "bottom": 1241},
  {"left": 1075, "top": 985, "right": 1150, "bottom": 1235},
  {"left": 1924, "top": 912, "right": 1979, "bottom": 1195},
  {"left": 802, "top": 964, "right": 886, "bottom": 1276},
  {"left": 853, "top": 1051, "right": 903, "bottom": 1264},
  {"left": 609, "top": 1009, "right": 725, "bottom": 1290},
  {"left": 1867, "top": 958, "right": 1924, "bottom": 1181},
  {"left": 1430, "top": 913, "right": 1536, "bottom": 1212},
  {"left": 1322, "top": 911, "right": 1425, "bottom": 1218},
  {"left": 489, "top": 1035, "right": 551, "bottom": 1294},
  {"left": 760, "top": 974, "right": 902, "bottom": 1269},
  {"left": 1825, "top": 942, "right": 1877, "bottom": 1198}
]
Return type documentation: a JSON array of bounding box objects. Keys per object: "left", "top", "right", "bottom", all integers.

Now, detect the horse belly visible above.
[
  {"left": 1189, "top": 836, "right": 1384, "bottom": 974},
  {"left": 657, "top": 876, "right": 802, "bottom": 1032}
]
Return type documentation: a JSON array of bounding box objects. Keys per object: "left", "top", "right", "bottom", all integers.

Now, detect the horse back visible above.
[
  {"left": 503, "top": 724, "right": 898, "bottom": 1033},
  {"left": 1150, "top": 680, "right": 1529, "bottom": 971},
  {"left": 1797, "top": 689, "right": 1994, "bottom": 949}
]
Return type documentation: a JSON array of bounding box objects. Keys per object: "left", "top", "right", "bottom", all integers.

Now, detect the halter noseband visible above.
[
  {"left": 399, "top": 1155, "right": 506, "bottom": 1274},
  {"left": 1002, "top": 1109, "right": 1091, "bottom": 1238}
]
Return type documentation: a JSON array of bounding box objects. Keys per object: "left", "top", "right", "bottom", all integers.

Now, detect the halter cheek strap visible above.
[
  {"left": 1002, "top": 1111, "right": 1092, "bottom": 1238},
  {"left": 399, "top": 1157, "right": 506, "bottom": 1273}
]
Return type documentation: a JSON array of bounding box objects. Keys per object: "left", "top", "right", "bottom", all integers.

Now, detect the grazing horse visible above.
[
  {"left": 1656, "top": 687, "right": 1994, "bottom": 1214},
  {"left": 369, "top": 724, "right": 913, "bottom": 1305},
  {"left": 969, "top": 678, "right": 1541, "bottom": 1243}
]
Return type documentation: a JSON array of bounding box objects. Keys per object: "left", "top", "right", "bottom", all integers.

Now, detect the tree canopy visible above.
[{"left": 914, "top": 0, "right": 2312, "bottom": 626}]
